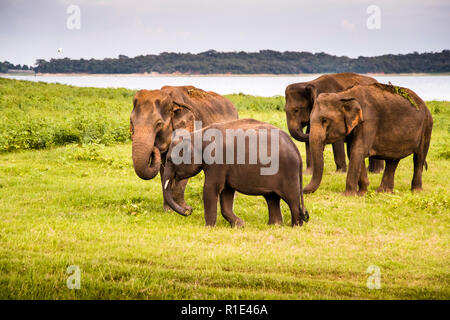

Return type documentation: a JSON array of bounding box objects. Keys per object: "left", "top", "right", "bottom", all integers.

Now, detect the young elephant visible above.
[
  {"left": 285, "top": 72, "right": 384, "bottom": 174},
  {"left": 304, "top": 83, "right": 433, "bottom": 195},
  {"left": 162, "top": 119, "right": 309, "bottom": 227}
]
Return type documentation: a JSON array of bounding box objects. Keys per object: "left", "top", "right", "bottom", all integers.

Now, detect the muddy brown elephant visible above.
[
  {"left": 162, "top": 119, "right": 309, "bottom": 227},
  {"left": 304, "top": 83, "right": 433, "bottom": 195},
  {"left": 130, "top": 86, "right": 238, "bottom": 211},
  {"left": 285, "top": 72, "right": 384, "bottom": 174}
]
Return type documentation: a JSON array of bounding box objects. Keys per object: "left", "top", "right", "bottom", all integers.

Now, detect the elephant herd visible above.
[{"left": 130, "top": 73, "right": 433, "bottom": 227}]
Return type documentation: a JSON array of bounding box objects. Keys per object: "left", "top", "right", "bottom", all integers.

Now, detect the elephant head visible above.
[
  {"left": 304, "top": 94, "right": 363, "bottom": 193},
  {"left": 162, "top": 134, "right": 202, "bottom": 216},
  {"left": 285, "top": 83, "right": 317, "bottom": 142},
  {"left": 130, "top": 89, "right": 197, "bottom": 180}
]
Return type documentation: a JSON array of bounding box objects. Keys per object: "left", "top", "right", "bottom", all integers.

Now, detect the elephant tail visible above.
[
  {"left": 299, "top": 163, "right": 309, "bottom": 223},
  {"left": 424, "top": 161, "right": 428, "bottom": 171}
]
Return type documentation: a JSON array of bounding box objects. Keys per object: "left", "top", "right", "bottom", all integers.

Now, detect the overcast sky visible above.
[{"left": 1, "top": 0, "right": 449, "bottom": 66}]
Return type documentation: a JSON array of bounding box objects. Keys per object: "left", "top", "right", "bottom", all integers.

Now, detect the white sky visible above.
[{"left": 1, "top": 0, "right": 449, "bottom": 66}]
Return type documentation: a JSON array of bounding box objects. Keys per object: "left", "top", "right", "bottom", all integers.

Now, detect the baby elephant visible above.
[
  {"left": 162, "top": 119, "right": 309, "bottom": 227},
  {"left": 304, "top": 83, "right": 433, "bottom": 195}
]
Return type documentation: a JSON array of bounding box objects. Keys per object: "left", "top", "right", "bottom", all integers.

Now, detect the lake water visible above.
[{"left": 2, "top": 74, "right": 450, "bottom": 100}]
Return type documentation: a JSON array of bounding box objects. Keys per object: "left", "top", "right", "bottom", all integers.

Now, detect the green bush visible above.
[
  {"left": 225, "top": 93, "right": 285, "bottom": 111},
  {"left": 0, "top": 79, "right": 288, "bottom": 153},
  {"left": 1, "top": 78, "right": 448, "bottom": 154},
  {"left": 0, "top": 78, "right": 133, "bottom": 152}
]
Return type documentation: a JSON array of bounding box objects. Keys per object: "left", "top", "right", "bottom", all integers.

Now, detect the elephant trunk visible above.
[
  {"left": 288, "top": 124, "right": 310, "bottom": 142},
  {"left": 132, "top": 134, "right": 161, "bottom": 180},
  {"left": 162, "top": 164, "right": 192, "bottom": 217},
  {"left": 303, "top": 125, "right": 325, "bottom": 193}
]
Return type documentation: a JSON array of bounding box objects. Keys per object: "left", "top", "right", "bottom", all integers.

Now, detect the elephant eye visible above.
[
  {"left": 321, "top": 117, "right": 328, "bottom": 125},
  {"left": 130, "top": 120, "right": 134, "bottom": 135},
  {"left": 155, "top": 120, "right": 163, "bottom": 130}
]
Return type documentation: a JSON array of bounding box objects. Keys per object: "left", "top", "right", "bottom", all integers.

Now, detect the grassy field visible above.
[{"left": 0, "top": 78, "right": 449, "bottom": 299}]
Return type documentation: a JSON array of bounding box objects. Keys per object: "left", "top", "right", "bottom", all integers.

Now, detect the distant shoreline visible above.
[{"left": 2, "top": 72, "right": 450, "bottom": 77}]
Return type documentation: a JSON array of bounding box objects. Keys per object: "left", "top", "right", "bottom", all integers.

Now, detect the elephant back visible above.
[{"left": 162, "top": 85, "right": 238, "bottom": 128}]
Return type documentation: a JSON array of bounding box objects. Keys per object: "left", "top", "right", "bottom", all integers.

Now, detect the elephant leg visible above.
[
  {"left": 332, "top": 140, "right": 347, "bottom": 173},
  {"left": 411, "top": 154, "right": 425, "bottom": 192},
  {"left": 344, "top": 146, "right": 365, "bottom": 196},
  {"left": 358, "top": 161, "right": 369, "bottom": 196},
  {"left": 368, "top": 158, "right": 384, "bottom": 173},
  {"left": 411, "top": 132, "right": 430, "bottom": 192},
  {"left": 285, "top": 196, "right": 302, "bottom": 227},
  {"left": 377, "top": 160, "right": 399, "bottom": 193},
  {"left": 304, "top": 143, "right": 313, "bottom": 175},
  {"left": 219, "top": 188, "right": 244, "bottom": 227},
  {"left": 264, "top": 195, "right": 283, "bottom": 225},
  {"left": 203, "top": 179, "right": 219, "bottom": 227},
  {"left": 411, "top": 154, "right": 423, "bottom": 192}
]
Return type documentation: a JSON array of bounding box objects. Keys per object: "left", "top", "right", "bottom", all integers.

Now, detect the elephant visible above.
[
  {"left": 303, "top": 83, "right": 433, "bottom": 195},
  {"left": 162, "top": 119, "right": 309, "bottom": 227},
  {"left": 285, "top": 72, "right": 385, "bottom": 174},
  {"left": 130, "top": 86, "right": 238, "bottom": 211}
]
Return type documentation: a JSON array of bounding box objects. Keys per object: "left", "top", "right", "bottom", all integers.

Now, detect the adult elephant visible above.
[
  {"left": 285, "top": 72, "right": 384, "bottom": 174},
  {"left": 303, "top": 83, "right": 433, "bottom": 195},
  {"left": 130, "top": 85, "right": 238, "bottom": 211}
]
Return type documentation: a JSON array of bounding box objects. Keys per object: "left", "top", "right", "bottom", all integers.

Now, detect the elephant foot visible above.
[
  {"left": 268, "top": 219, "right": 283, "bottom": 226},
  {"left": 303, "top": 167, "right": 313, "bottom": 175},
  {"left": 376, "top": 186, "right": 393, "bottom": 193},
  {"left": 231, "top": 218, "right": 245, "bottom": 228},
  {"left": 411, "top": 187, "right": 423, "bottom": 193},
  {"left": 335, "top": 167, "right": 347, "bottom": 173},
  {"left": 163, "top": 203, "right": 171, "bottom": 211},
  {"left": 357, "top": 190, "right": 367, "bottom": 196},
  {"left": 343, "top": 190, "right": 357, "bottom": 196}
]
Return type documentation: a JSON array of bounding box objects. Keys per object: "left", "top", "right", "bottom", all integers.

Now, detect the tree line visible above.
[
  {"left": 0, "top": 61, "right": 31, "bottom": 73},
  {"left": 3, "top": 50, "right": 450, "bottom": 74}
]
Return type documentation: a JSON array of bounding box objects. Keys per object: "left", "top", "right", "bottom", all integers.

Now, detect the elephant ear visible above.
[
  {"left": 164, "top": 87, "right": 201, "bottom": 131},
  {"left": 172, "top": 100, "right": 198, "bottom": 132},
  {"left": 341, "top": 98, "right": 364, "bottom": 135},
  {"left": 172, "top": 100, "right": 196, "bottom": 115},
  {"left": 305, "top": 84, "right": 318, "bottom": 108}
]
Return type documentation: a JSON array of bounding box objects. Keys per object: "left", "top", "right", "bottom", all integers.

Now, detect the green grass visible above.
[
  {"left": 0, "top": 78, "right": 285, "bottom": 152},
  {"left": 0, "top": 79, "right": 449, "bottom": 299}
]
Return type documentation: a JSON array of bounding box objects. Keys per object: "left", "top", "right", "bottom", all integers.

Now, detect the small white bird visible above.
[{"left": 57, "top": 48, "right": 63, "bottom": 53}]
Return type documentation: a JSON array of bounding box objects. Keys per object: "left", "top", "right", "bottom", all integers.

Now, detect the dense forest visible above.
[
  {"left": 0, "top": 61, "right": 31, "bottom": 73},
  {"left": 2, "top": 50, "right": 450, "bottom": 74}
]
